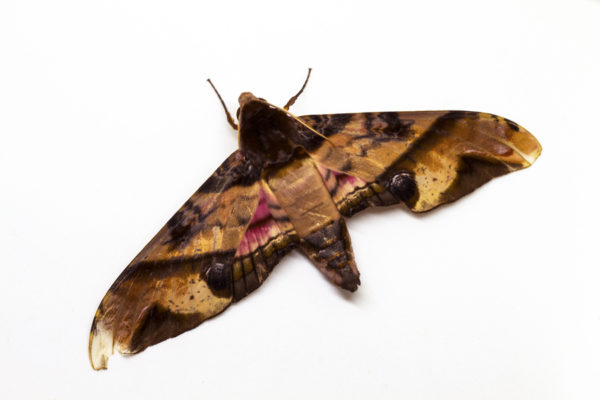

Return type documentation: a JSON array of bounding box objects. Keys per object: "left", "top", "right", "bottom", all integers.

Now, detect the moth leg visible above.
[
  {"left": 207, "top": 78, "right": 238, "bottom": 130},
  {"left": 283, "top": 68, "right": 312, "bottom": 111},
  {"left": 266, "top": 155, "right": 361, "bottom": 292}
]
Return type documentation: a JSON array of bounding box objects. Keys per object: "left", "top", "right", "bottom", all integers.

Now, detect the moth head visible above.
[{"left": 238, "top": 92, "right": 258, "bottom": 109}]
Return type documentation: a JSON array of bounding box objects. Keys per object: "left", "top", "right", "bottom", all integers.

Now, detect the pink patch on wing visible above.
[
  {"left": 333, "top": 171, "right": 364, "bottom": 188},
  {"left": 235, "top": 188, "right": 287, "bottom": 257},
  {"left": 316, "top": 165, "right": 367, "bottom": 197},
  {"left": 250, "top": 189, "right": 271, "bottom": 225},
  {"left": 236, "top": 234, "right": 251, "bottom": 256}
]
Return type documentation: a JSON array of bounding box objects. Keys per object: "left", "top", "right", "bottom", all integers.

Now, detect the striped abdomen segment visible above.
[{"left": 301, "top": 218, "right": 360, "bottom": 291}]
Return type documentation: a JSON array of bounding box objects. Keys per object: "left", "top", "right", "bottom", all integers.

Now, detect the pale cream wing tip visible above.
[
  {"left": 89, "top": 322, "right": 115, "bottom": 370},
  {"left": 509, "top": 122, "right": 543, "bottom": 167},
  {"left": 520, "top": 130, "right": 542, "bottom": 166}
]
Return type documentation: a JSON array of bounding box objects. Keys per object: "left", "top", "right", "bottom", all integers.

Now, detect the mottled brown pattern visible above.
[
  {"left": 90, "top": 86, "right": 541, "bottom": 370},
  {"left": 300, "top": 110, "right": 541, "bottom": 213}
]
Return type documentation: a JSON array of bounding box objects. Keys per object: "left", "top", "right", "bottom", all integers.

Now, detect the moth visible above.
[{"left": 89, "top": 69, "right": 541, "bottom": 369}]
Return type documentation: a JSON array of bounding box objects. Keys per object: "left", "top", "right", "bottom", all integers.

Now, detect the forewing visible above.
[
  {"left": 89, "top": 151, "right": 261, "bottom": 370},
  {"left": 298, "top": 111, "right": 541, "bottom": 214}
]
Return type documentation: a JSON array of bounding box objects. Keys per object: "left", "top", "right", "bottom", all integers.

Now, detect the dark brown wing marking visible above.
[
  {"left": 298, "top": 110, "right": 542, "bottom": 213},
  {"left": 89, "top": 151, "right": 261, "bottom": 370}
]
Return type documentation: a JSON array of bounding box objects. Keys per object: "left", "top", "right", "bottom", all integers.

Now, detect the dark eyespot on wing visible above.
[
  {"left": 386, "top": 172, "right": 418, "bottom": 203},
  {"left": 205, "top": 262, "right": 232, "bottom": 292}
]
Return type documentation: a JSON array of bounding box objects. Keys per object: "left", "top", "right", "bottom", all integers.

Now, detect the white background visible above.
[{"left": 1, "top": 0, "right": 599, "bottom": 398}]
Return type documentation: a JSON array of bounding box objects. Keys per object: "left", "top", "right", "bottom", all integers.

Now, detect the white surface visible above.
[{"left": 1, "top": 0, "right": 599, "bottom": 398}]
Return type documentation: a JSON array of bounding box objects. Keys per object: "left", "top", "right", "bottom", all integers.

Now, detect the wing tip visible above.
[
  {"left": 501, "top": 118, "right": 542, "bottom": 167},
  {"left": 89, "top": 322, "right": 115, "bottom": 370}
]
